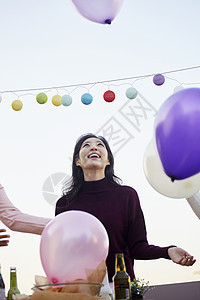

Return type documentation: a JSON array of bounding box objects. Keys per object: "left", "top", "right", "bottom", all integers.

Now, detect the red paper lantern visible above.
[{"left": 103, "top": 90, "right": 115, "bottom": 102}]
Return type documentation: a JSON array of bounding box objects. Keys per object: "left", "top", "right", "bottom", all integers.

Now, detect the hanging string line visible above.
[{"left": 1, "top": 64, "right": 200, "bottom": 94}]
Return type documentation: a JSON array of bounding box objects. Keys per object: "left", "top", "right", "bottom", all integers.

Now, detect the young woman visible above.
[{"left": 55, "top": 133, "right": 196, "bottom": 282}]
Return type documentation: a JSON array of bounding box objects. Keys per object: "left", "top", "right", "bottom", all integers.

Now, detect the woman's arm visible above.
[
  {"left": 0, "top": 185, "right": 51, "bottom": 235},
  {"left": 128, "top": 189, "right": 196, "bottom": 266},
  {"left": 127, "top": 189, "right": 171, "bottom": 260}
]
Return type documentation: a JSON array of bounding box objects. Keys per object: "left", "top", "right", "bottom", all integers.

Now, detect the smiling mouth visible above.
[{"left": 88, "top": 153, "right": 101, "bottom": 159}]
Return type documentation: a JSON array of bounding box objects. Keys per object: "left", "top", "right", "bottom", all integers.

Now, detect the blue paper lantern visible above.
[{"left": 81, "top": 93, "right": 93, "bottom": 105}]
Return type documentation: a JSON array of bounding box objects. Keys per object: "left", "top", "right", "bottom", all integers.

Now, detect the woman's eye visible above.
[
  {"left": 98, "top": 143, "right": 104, "bottom": 147},
  {"left": 83, "top": 143, "right": 89, "bottom": 147}
]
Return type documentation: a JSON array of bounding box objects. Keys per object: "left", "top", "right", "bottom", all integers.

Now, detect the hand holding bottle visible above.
[{"left": 0, "top": 229, "right": 10, "bottom": 247}]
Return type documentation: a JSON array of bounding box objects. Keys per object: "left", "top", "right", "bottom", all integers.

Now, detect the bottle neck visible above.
[
  {"left": 115, "top": 253, "right": 126, "bottom": 272},
  {"left": 10, "top": 269, "right": 17, "bottom": 288}
]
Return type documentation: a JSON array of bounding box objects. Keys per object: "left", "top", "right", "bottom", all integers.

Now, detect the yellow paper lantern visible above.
[
  {"left": 52, "top": 95, "right": 61, "bottom": 106},
  {"left": 12, "top": 100, "right": 23, "bottom": 111}
]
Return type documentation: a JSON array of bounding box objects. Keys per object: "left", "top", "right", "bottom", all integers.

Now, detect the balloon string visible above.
[{"left": 1, "top": 64, "right": 200, "bottom": 94}]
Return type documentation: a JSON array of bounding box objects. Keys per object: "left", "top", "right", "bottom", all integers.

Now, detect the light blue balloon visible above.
[
  {"left": 81, "top": 93, "right": 93, "bottom": 105},
  {"left": 125, "top": 87, "right": 138, "bottom": 99},
  {"left": 61, "top": 94, "right": 72, "bottom": 106}
]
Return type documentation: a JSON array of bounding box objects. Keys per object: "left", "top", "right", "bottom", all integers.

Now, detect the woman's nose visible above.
[{"left": 90, "top": 144, "right": 97, "bottom": 150}]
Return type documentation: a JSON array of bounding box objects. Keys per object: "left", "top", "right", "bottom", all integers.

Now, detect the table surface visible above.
[{"left": 143, "top": 280, "right": 200, "bottom": 300}]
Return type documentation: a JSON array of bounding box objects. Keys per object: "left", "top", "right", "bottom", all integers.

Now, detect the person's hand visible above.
[
  {"left": 0, "top": 229, "right": 10, "bottom": 247},
  {"left": 168, "top": 247, "right": 196, "bottom": 266}
]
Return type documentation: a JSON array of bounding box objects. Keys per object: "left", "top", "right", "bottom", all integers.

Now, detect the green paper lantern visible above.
[{"left": 36, "top": 93, "right": 48, "bottom": 104}]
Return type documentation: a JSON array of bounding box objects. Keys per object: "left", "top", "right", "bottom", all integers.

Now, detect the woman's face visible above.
[{"left": 75, "top": 137, "right": 110, "bottom": 173}]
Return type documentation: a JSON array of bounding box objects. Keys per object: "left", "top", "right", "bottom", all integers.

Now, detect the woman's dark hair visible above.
[{"left": 62, "top": 133, "right": 121, "bottom": 202}]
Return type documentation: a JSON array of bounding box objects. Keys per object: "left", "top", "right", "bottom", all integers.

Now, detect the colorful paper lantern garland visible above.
[
  {"left": 6, "top": 78, "right": 169, "bottom": 111},
  {"left": 2, "top": 65, "right": 197, "bottom": 111}
]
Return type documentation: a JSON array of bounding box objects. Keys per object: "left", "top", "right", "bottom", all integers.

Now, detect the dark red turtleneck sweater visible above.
[{"left": 55, "top": 178, "right": 172, "bottom": 282}]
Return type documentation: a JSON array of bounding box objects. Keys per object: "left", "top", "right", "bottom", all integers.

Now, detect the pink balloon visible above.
[
  {"left": 40, "top": 210, "right": 109, "bottom": 283},
  {"left": 71, "top": 0, "right": 125, "bottom": 24}
]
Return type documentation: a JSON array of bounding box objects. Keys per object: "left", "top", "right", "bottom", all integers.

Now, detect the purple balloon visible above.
[
  {"left": 71, "top": 0, "right": 124, "bottom": 24},
  {"left": 155, "top": 88, "right": 200, "bottom": 180}
]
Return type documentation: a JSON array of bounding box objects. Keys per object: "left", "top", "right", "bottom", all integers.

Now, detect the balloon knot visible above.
[
  {"left": 171, "top": 177, "right": 176, "bottom": 182},
  {"left": 105, "top": 19, "right": 111, "bottom": 25}
]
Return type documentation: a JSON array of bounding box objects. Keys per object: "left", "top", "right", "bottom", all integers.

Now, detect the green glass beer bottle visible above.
[
  {"left": 7, "top": 267, "right": 20, "bottom": 300},
  {"left": 113, "top": 253, "right": 131, "bottom": 300},
  {"left": 0, "top": 264, "right": 6, "bottom": 300}
]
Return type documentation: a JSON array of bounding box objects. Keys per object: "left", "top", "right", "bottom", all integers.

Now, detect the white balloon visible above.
[
  {"left": 186, "top": 193, "right": 200, "bottom": 219},
  {"left": 143, "top": 139, "right": 200, "bottom": 199}
]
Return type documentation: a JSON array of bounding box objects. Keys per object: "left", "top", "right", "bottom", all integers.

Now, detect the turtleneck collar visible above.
[{"left": 81, "top": 177, "right": 112, "bottom": 193}]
